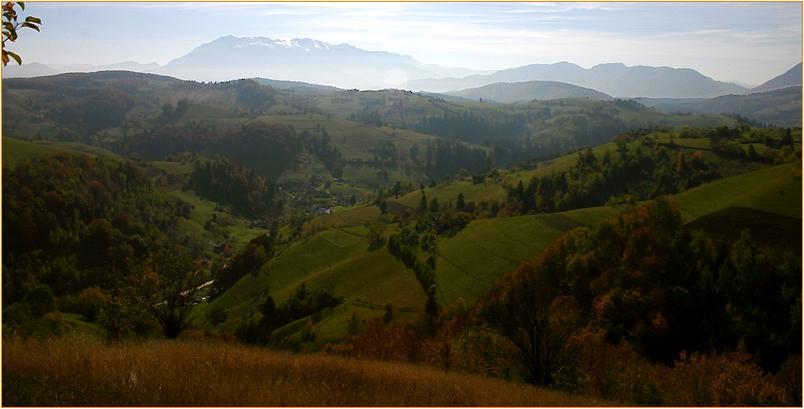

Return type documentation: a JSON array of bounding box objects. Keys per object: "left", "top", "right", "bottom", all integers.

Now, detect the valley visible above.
[{"left": 2, "top": 11, "right": 802, "bottom": 405}]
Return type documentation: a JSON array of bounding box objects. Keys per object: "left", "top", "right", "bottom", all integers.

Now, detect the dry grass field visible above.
[{"left": 3, "top": 337, "right": 611, "bottom": 406}]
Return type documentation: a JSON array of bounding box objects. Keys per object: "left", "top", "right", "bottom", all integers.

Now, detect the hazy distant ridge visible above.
[
  {"left": 637, "top": 85, "right": 802, "bottom": 127},
  {"left": 406, "top": 62, "right": 748, "bottom": 98},
  {"left": 447, "top": 80, "right": 613, "bottom": 103},
  {"left": 752, "top": 62, "right": 802, "bottom": 93}
]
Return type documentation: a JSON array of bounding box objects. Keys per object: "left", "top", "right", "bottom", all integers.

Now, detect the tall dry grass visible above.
[{"left": 3, "top": 337, "right": 611, "bottom": 406}]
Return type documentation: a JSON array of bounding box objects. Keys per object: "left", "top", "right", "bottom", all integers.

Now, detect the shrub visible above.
[
  {"left": 97, "top": 297, "right": 158, "bottom": 341},
  {"left": 5, "top": 308, "right": 71, "bottom": 340},
  {"left": 37, "top": 311, "right": 71, "bottom": 338},
  {"left": 59, "top": 287, "right": 110, "bottom": 322},
  {"left": 774, "top": 355, "right": 802, "bottom": 406},
  {"left": 207, "top": 306, "right": 228, "bottom": 326},
  {"left": 707, "top": 353, "right": 786, "bottom": 406},
  {"left": 23, "top": 283, "right": 55, "bottom": 318},
  {"left": 349, "top": 320, "right": 420, "bottom": 362}
]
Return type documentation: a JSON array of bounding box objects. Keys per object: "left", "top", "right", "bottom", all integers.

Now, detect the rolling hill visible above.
[
  {"left": 4, "top": 70, "right": 738, "bottom": 188},
  {"left": 447, "top": 80, "right": 613, "bottom": 103}
]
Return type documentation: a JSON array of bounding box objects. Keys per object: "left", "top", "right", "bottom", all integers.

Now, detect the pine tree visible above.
[
  {"left": 456, "top": 193, "right": 466, "bottom": 211},
  {"left": 261, "top": 295, "right": 276, "bottom": 318},
  {"left": 429, "top": 198, "right": 440, "bottom": 213},
  {"left": 418, "top": 193, "right": 428, "bottom": 213},
  {"left": 425, "top": 285, "right": 439, "bottom": 317}
]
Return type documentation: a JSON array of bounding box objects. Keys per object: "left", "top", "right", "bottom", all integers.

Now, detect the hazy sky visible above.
[{"left": 9, "top": 2, "right": 802, "bottom": 85}]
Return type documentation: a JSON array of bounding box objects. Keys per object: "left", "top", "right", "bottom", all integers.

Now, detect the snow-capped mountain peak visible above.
[
  {"left": 215, "top": 36, "right": 337, "bottom": 51},
  {"left": 289, "top": 38, "right": 331, "bottom": 50},
  {"left": 160, "top": 35, "right": 491, "bottom": 88}
]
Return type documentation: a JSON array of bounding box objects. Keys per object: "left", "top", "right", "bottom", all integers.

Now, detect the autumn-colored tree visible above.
[
  {"left": 2, "top": 2, "right": 41, "bottom": 65},
  {"left": 132, "top": 249, "right": 201, "bottom": 339},
  {"left": 481, "top": 262, "right": 580, "bottom": 385}
]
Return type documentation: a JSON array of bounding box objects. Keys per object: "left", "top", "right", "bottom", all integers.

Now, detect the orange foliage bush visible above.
[
  {"left": 348, "top": 319, "right": 420, "bottom": 362},
  {"left": 558, "top": 330, "right": 793, "bottom": 406}
]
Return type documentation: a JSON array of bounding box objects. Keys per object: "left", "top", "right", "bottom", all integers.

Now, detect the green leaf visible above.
[
  {"left": 6, "top": 50, "right": 21, "bottom": 65},
  {"left": 18, "top": 2, "right": 25, "bottom": 11},
  {"left": 24, "top": 16, "right": 40, "bottom": 24},
  {"left": 21, "top": 22, "right": 39, "bottom": 31},
  {"left": 3, "top": 22, "right": 15, "bottom": 32}
]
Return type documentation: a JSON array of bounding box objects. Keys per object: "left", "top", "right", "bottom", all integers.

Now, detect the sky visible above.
[{"left": 8, "top": 2, "right": 802, "bottom": 85}]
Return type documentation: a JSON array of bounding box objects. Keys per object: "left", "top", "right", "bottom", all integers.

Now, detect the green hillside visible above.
[
  {"left": 434, "top": 206, "right": 620, "bottom": 305},
  {"left": 172, "top": 190, "right": 266, "bottom": 251},
  {"left": 204, "top": 156, "right": 801, "bottom": 342},
  {"left": 672, "top": 161, "right": 801, "bottom": 221},
  {"left": 390, "top": 132, "right": 778, "bottom": 212},
  {"left": 1, "top": 138, "right": 263, "bottom": 257},
  {"left": 390, "top": 142, "right": 620, "bottom": 210},
  {"left": 2, "top": 137, "right": 118, "bottom": 169},
  {"left": 435, "top": 161, "right": 801, "bottom": 305},
  {"left": 191, "top": 225, "right": 427, "bottom": 344}
]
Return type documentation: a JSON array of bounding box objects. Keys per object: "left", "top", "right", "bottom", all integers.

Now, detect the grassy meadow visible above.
[{"left": 3, "top": 337, "right": 610, "bottom": 407}]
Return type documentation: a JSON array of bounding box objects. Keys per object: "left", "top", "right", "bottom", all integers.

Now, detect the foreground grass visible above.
[{"left": 3, "top": 338, "right": 609, "bottom": 407}]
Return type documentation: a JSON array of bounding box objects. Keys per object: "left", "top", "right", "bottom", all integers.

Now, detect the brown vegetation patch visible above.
[{"left": 3, "top": 337, "right": 610, "bottom": 406}]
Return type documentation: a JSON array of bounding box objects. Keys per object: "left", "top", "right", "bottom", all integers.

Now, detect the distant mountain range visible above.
[
  {"left": 2, "top": 35, "right": 799, "bottom": 101},
  {"left": 447, "top": 80, "right": 612, "bottom": 103},
  {"left": 752, "top": 63, "right": 802, "bottom": 93},
  {"left": 406, "top": 62, "right": 749, "bottom": 98}
]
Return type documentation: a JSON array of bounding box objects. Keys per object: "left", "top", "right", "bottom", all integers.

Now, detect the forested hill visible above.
[{"left": 4, "top": 70, "right": 736, "bottom": 187}]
